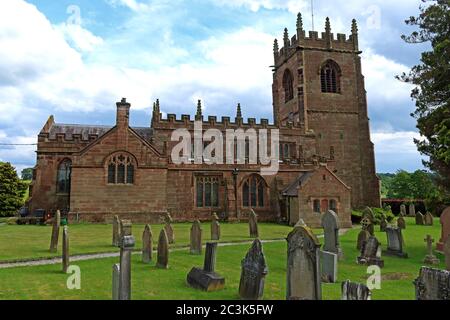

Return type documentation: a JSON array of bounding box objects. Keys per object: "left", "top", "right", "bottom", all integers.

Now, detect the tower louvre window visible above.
[
  {"left": 283, "top": 69, "right": 294, "bottom": 102},
  {"left": 320, "top": 60, "right": 341, "bottom": 93}
]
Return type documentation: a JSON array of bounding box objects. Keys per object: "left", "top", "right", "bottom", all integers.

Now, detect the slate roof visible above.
[{"left": 281, "top": 171, "right": 314, "bottom": 197}]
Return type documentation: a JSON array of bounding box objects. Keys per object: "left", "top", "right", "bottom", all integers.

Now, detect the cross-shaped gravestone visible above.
[{"left": 423, "top": 235, "right": 440, "bottom": 265}]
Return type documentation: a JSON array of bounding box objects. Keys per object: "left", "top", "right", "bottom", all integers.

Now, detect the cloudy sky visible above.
[{"left": 0, "top": 0, "right": 430, "bottom": 174}]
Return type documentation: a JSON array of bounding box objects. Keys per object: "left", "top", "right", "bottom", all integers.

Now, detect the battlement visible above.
[{"left": 273, "top": 14, "right": 359, "bottom": 66}]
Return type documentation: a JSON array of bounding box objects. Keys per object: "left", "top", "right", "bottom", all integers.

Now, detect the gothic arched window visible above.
[
  {"left": 313, "top": 199, "right": 321, "bottom": 213},
  {"left": 107, "top": 153, "right": 135, "bottom": 184},
  {"left": 57, "top": 159, "right": 71, "bottom": 194},
  {"left": 320, "top": 60, "right": 341, "bottom": 93},
  {"left": 283, "top": 69, "right": 294, "bottom": 102},
  {"left": 196, "top": 176, "right": 220, "bottom": 208},
  {"left": 242, "top": 175, "right": 266, "bottom": 208},
  {"left": 329, "top": 199, "right": 337, "bottom": 212}
]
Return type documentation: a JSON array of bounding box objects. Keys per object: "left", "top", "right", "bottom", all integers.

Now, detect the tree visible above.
[
  {"left": 0, "top": 162, "right": 27, "bottom": 217},
  {"left": 21, "top": 168, "right": 33, "bottom": 181},
  {"left": 398, "top": 0, "right": 450, "bottom": 194}
]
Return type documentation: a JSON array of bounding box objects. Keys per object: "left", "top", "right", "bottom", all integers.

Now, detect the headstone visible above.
[
  {"left": 112, "top": 215, "right": 121, "bottom": 247},
  {"left": 164, "top": 223, "right": 175, "bottom": 244},
  {"left": 409, "top": 203, "right": 416, "bottom": 217},
  {"left": 186, "top": 242, "right": 225, "bottom": 291},
  {"left": 321, "top": 251, "right": 338, "bottom": 283},
  {"left": 423, "top": 235, "right": 440, "bottom": 265},
  {"left": 416, "top": 211, "right": 425, "bottom": 225},
  {"left": 444, "top": 237, "right": 450, "bottom": 271},
  {"left": 62, "top": 226, "right": 69, "bottom": 273},
  {"left": 190, "top": 220, "right": 202, "bottom": 255},
  {"left": 380, "top": 217, "right": 388, "bottom": 232},
  {"left": 437, "top": 207, "right": 450, "bottom": 252},
  {"left": 112, "top": 263, "right": 120, "bottom": 300},
  {"left": 238, "top": 239, "right": 268, "bottom": 300},
  {"left": 357, "top": 236, "right": 384, "bottom": 268},
  {"left": 400, "top": 204, "right": 407, "bottom": 217},
  {"left": 362, "top": 207, "right": 375, "bottom": 223},
  {"left": 357, "top": 230, "right": 370, "bottom": 251},
  {"left": 142, "top": 224, "right": 153, "bottom": 263},
  {"left": 49, "top": 210, "right": 61, "bottom": 253},
  {"left": 397, "top": 216, "right": 406, "bottom": 230},
  {"left": 118, "top": 220, "right": 135, "bottom": 300},
  {"left": 249, "top": 210, "right": 259, "bottom": 238},
  {"left": 424, "top": 212, "right": 434, "bottom": 226},
  {"left": 361, "top": 216, "right": 374, "bottom": 236},
  {"left": 384, "top": 226, "right": 408, "bottom": 258},
  {"left": 156, "top": 229, "right": 169, "bottom": 269},
  {"left": 211, "top": 213, "right": 220, "bottom": 241},
  {"left": 321, "top": 210, "right": 343, "bottom": 260},
  {"left": 341, "top": 280, "right": 371, "bottom": 300},
  {"left": 414, "top": 267, "right": 450, "bottom": 300},
  {"left": 295, "top": 219, "right": 306, "bottom": 227},
  {"left": 286, "top": 225, "right": 322, "bottom": 300}
]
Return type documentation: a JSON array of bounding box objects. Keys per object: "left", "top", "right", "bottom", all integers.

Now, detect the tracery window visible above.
[
  {"left": 283, "top": 69, "right": 294, "bottom": 102},
  {"left": 107, "top": 153, "right": 135, "bottom": 184},
  {"left": 320, "top": 60, "right": 341, "bottom": 93},
  {"left": 242, "top": 175, "right": 266, "bottom": 208},
  {"left": 196, "top": 176, "right": 219, "bottom": 208},
  {"left": 57, "top": 159, "right": 71, "bottom": 194}
]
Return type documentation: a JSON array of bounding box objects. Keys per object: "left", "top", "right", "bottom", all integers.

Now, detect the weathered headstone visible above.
[
  {"left": 384, "top": 226, "right": 408, "bottom": 258},
  {"left": 112, "top": 263, "right": 120, "bottom": 300},
  {"left": 400, "top": 204, "right": 407, "bottom": 217},
  {"left": 423, "top": 235, "right": 440, "bottom": 265},
  {"left": 361, "top": 216, "right": 374, "bottom": 236},
  {"left": 49, "top": 210, "right": 61, "bottom": 253},
  {"left": 190, "top": 220, "right": 202, "bottom": 255},
  {"left": 156, "top": 229, "right": 169, "bottom": 269},
  {"left": 444, "top": 237, "right": 450, "bottom": 271},
  {"left": 380, "top": 217, "right": 388, "bottom": 232},
  {"left": 321, "top": 251, "right": 338, "bottom": 283},
  {"left": 341, "top": 280, "right": 371, "bottom": 300},
  {"left": 424, "top": 212, "right": 434, "bottom": 226},
  {"left": 238, "top": 239, "right": 268, "bottom": 300},
  {"left": 142, "top": 224, "right": 153, "bottom": 263},
  {"left": 118, "top": 220, "right": 135, "bottom": 300},
  {"left": 321, "top": 210, "right": 343, "bottom": 260},
  {"left": 414, "top": 267, "right": 450, "bottom": 300},
  {"left": 397, "top": 216, "right": 406, "bottom": 230},
  {"left": 186, "top": 242, "right": 225, "bottom": 291},
  {"left": 286, "top": 225, "right": 322, "bottom": 300},
  {"left": 357, "top": 230, "right": 370, "bottom": 251},
  {"left": 409, "top": 203, "right": 416, "bottom": 217},
  {"left": 357, "top": 236, "right": 384, "bottom": 268},
  {"left": 62, "top": 226, "right": 69, "bottom": 273},
  {"left": 249, "top": 210, "right": 259, "bottom": 238},
  {"left": 112, "top": 215, "right": 121, "bottom": 247},
  {"left": 416, "top": 211, "right": 425, "bottom": 225},
  {"left": 211, "top": 213, "right": 220, "bottom": 241},
  {"left": 164, "top": 212, "right": 175, "bottom": 244},
  {"left": 362, "top": 207, "right": 375, "bottom": 222},
  {"left": 437, "top": 207, "right": 450, "bottom": 252}
]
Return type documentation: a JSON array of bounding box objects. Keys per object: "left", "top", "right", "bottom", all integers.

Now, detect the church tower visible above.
[{"left": 272, "top": 14, "right": 381, "bottom": 208}]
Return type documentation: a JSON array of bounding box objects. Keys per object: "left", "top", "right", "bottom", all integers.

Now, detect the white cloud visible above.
[
  {"left": 55, "top": 23, "right": 104, "bottom": 53},
  {"left": 372, "top": 131, "right": 421, "bottom": 155},
  {"left": 104, "top": 0, "right": 150, "bottom": 11}
]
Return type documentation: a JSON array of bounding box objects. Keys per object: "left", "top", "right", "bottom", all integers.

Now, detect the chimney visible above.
[{"left": 116, "top": 98, "right": 131, "bottom": 128}]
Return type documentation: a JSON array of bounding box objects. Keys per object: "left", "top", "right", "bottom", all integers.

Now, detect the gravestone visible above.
[
  {"left": 416, "top": 212, "right": 425, "bottom": 225},
  {"left": 424, "top": 212, "right": 434, "bottom": 226},
  {"left": 249, "top": 210, "right": 259, "bottom": 238},
  {"left": 321, "top": 251, "right": 338, "bottom": 283},
  {"left": 414, "top": 267, "right": 450, "bottom": 300},
  {"left": 142, "top": 224, "right": 153, "bottom": 263},
  {"left": 362, "top": 207, "right": 375, "bottom": 222},
  {"left": 211, "top": 213, "right": 220, "bottom": 241},
  {"left": 400, "top": 204, "right": 407, "bottom": 217},
  {"left": 384, "top": 226, "right": 408, "bottom": 258},
  {"left": 49, "top": 210, "right": 61, "bottom": 253},
  {"left": 361, "top": 216, "right": 374, "bottom": 236},
  {"left": 357, "top": 236, "right": 384, "bottom": 268},
  {"left": 190, "top": 220, "right": 202, "bottom": 255},
  {"left": 409, "top": 203, "right": 416, "bottom": 217},
  {"left": 156, "top": 229, "right": 169, "bottom": 269},
  {"left": 357, "top": 230, "right": 370, "bottom": 251},
  {"left": 437, "top": 207, "right": 450, "bottom": 252},
  {"left": 380, "top": 217, "right": 388, "bottom": 232},
  {"left": 286, "top": 225, "right": 322, "bottom": 300},
  {"left": 321, "top": 210, "right": 343, "bottom": 260},
  {"left": 238, "top": 239, "right": 268, "bottom": 300},
  {"left": 112, "top": 263, "right": 120, "bottom": 300},
  {"left": 341, "top": 280, "right": 371, "bottom": 300},
  {"left": 164, "top": 212, "right": 175, "bottom": 244},
  {"left": 118, "top": 220, "right": 135, "bottom": 300},
  {"left": 62, "top": 226, "right": 69, "bottom": 273},
  {"left": 444, "top": 237, "right": 450, "bottom": 271},
  {"left": 423, "top": 235, "right": 440, "bottom": 265},
  {"left": 112, "top": 215, "right": 121, "bottom": 247},
  {"left": 187, "top": 242, "right": 225, "bottom": 292},
  {"left": 397, "top": 216, "right": 406, "bottom": 230}
]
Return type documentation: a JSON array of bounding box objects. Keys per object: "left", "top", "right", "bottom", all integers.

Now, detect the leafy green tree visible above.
[
  {"left": 21, "top": 168, "right": 33, "bottom": 181},
  {"left": 0, "top": 162, "right": 27, "bottom": 217},
  {"left": 398, "top": 0, "right": 450, "bottom": 192}
]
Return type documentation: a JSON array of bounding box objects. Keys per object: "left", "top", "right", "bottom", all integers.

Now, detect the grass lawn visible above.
[
  {"left": 0, "top": 222, "right": 296, "bottom": 262},
  {"left": 0, "top": 217, "right": 446, "bottom": 300}
]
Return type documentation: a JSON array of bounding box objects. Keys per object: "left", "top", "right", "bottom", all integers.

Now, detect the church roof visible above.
[{"left": 281, "top": 171, "right": 314, "bottom": 197}]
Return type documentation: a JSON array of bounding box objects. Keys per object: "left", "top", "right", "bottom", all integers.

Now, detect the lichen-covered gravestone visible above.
[
  {"left": 142, "top": 224, "right": 153, "bottom": 263},
  {"left": 379, "top": 217, "right": 388, "bottom": 232},
  {"left": 321, "top": 210, "right": 343, "bottom": 260},
  {"left": 286, "top": 225, "right": 322, "bottom": 300},
  {"left": 190, "top": 220, "right": 202, "bottom": 255},
  {"left": 444, "top": 237, "right": 450, "bottom": 271},
  {"left": 211, "top": 213, "right": 220, "bottom": 241},
  {"left": 416, "top": 212, "right": 425, "bottom": 225},
  {"left": 62, "top": 226, "right": 69, "bottom": 273},
  {"left": 362, "top": 208, "right": 375, "bottom": 236},
  {"left": 49, "top": 210, "right": 61, "bottom": 253},
  {"left": 409, "top": 203, "right": 416, "bottom": 217},
  {"left": 423, "top": 235, "right": 440, "bottom": 265},
  {"left": 164, "top": 213, "right": 175, "bottom": 244},
  {"left": 118, "top": 220, "right": 135, "bottom": 300},
  {"left": 238, "top": 239, "right": 268, "bottom": 300},
  {"left": 357, "top": 236, "right": 384, "bottom": 268},
  {"left": 437, "top": 207, "right": 450, "bottom": 252},
  {"left": 414, "top": 267, "right": 450, "bottom": 300},
  {"left": 248, "top": 210, "right": 259, "bottom": 238},
  {"left": 384, "top": 226, "right": 408, "bottom": 258},
  {"left": 156, "top": 229, "right": 169, "bottom": 269},
  {"left": 400, "top": 204, "right": 407, "bottom": 217},
  {"left": 357, "top": 230, "right": 370, "bottom": 251},
  {"left": 397, "top": 216, "right": 406, "bottom": 230},
  {"left": 112, "top": 263, "right": 120, "bottom": 300},
  {"left": 112, "top": 215, "right": 121, "bottom": 247},
  {"left": 341, "top": 280, "right": 371, "bottom": 300},
  {"left": 187, "top": 242, "right": 225, "bottom": 291}
]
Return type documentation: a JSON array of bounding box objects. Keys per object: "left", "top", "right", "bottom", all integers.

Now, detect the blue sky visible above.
[{"left": 0, "top": 0, "right": 430, "bottom": 174}]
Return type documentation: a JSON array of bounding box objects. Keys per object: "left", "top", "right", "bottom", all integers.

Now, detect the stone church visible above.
[{"left": 29, "top": 14, "right": 380, "bottom": 227}]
